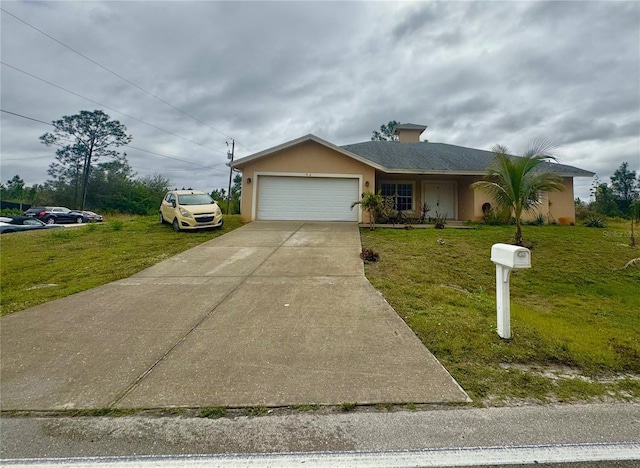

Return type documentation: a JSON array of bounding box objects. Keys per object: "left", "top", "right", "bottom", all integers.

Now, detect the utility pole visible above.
[{"left": 226, "top": 139, "right": 235, "bottom": 215}]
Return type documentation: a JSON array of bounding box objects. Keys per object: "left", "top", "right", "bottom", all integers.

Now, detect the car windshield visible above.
[{"left": 177, "top": 194, "right": 214, "bottom": 205}]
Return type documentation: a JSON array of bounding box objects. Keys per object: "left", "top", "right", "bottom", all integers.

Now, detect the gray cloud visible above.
[{"left": 1, "top": 1, "right": 638, "bottom": 200}]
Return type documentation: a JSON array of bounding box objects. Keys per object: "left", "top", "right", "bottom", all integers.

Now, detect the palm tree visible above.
[
  {"left": 471, "top": 140, "right": 565, "bottom": 245},
  {"left": 351, "top": 191, "right": 383, "bottom": 230}
]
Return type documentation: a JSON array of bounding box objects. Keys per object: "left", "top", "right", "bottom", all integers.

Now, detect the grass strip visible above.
[{"left": 1, "top": 214, "right": 243, "bottom": 316}]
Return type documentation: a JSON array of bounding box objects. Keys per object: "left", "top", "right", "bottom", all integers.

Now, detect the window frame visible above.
[{"left": 380, "top": 180, "right": 415, "bottom": 212}]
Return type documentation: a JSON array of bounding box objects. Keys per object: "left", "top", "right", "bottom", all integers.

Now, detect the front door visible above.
[{"left": 422, "top": 181, "right": 457, "bottom": 220}]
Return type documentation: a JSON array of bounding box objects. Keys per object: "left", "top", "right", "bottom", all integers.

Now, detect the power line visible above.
[
  {"left": 1, "top": 62, "right": 227, "bottom": 156},
  {"left": 0, "top": 109, "right": 50, "bottom": 126},
  {"left": 1, "top": 156, "right": 51, "bottom": 161},
  {"left": 130, "top": 165, "right": 214, "bottom": 173},
  {"left": 1, "top": 7, "right": 252, "bottom": 153},
  {"left": 127, "top": 146, "right": 229, "bottom": 173},
  {"left": 1, "top": 108, "right": 228, "bottom": 172}
]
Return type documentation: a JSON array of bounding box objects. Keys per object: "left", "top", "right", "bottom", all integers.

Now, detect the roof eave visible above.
[
  {"left": 378, "top": 169, "right": 487, "bottom": 176},
  {"left": 377, "top": 168, "right": 593, "bottom": 177}
]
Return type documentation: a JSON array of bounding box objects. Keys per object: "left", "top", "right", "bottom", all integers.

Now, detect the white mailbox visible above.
[
  {"left": 491, "top": 244, "right": 531, "bottom": 269},
  {"left": 491, "top": 243, "right": 532, "bottom": 339}
]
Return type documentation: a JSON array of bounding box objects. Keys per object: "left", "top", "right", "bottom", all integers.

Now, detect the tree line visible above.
[
  {"left": 577, "top": 162, "right": 640, "bottom": 218},
  {"left": 0, "top": 110, "right": 240, "bottom": 215},
  {"left": 1, "top": 163, "right": 172, "bottom": 215}
]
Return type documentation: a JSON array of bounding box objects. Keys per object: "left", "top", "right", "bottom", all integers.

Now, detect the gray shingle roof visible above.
[{"left": 340, "top": 141, "right": 594, "bottom": 177}]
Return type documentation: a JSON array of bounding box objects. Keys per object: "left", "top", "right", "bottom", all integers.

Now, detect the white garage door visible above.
[{"left": 257, "top": 176, "right": 359, "bottom": 221}]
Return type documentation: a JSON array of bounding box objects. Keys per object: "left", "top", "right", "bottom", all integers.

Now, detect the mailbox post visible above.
[{"left": 490, "top": 244, "right": 531, "bottom": 339}]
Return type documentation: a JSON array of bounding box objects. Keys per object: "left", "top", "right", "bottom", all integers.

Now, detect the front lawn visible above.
[
  {"left": 0, "top": 214, "right": 243, "bottom": 316},
  {"left": 360, "top": 221, "right": 640, "bottom": 405}
]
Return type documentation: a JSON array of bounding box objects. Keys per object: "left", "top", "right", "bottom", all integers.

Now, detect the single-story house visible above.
[{"left": 230, "top": 123, "right": 594, "bottom": 224}]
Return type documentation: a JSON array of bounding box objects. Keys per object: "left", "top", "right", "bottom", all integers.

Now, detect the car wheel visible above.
[
  {"left": 159, "top": 212, "right": 164, "bottom": 224},
  {"left": 172, "top": 218, "right": 181, "bottom": 232},
  {"left": 76, "top": 217, "right": 84, "bottom": 224},
  {"left": 46, "top": 217, "right": 56, "bottom": 225}
]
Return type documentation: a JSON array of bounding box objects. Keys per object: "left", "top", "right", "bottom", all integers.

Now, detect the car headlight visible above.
[
  {"left": 178, "top": 207, "right": 193, "bottom": 218},
  {"left": 214, "top": 204, "right": 222, "bottom": 215}
]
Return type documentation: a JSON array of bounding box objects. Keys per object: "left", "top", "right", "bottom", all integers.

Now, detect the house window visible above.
[
  {"left": 527, "top": 190, "right": 543, "bottom": 206},
  {"left": 381, "top": 182, "right": 413, "bottom": 211}
]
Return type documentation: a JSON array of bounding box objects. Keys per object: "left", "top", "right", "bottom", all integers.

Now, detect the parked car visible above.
[
  {"left": 0, "top": 216, "right": 65, "bottom": 234},
  {"left": 159, "top": 190, "right": 223, "bottom": 231},
  {"left": 78, "top": 210, "right": 103, "bottom": 222},
  {"left": 24, "top": 206, "right": 86, "bottom": 224}
]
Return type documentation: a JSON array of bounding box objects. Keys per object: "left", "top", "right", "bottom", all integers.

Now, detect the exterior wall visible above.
[
  {"left": 457, "top": 176, "right": 479, "bottom": 221},
  {"left": 396, "top": 130, "right": 422, "bottom": 143},
  {"left": 473, "top": 187, "right": 552, "bottom": 222},
  {"left": 235, "top": 141, "right": 376, "bottom": 222},
  {"left": 547, "top": 177, "right": 576, "bottom": 224},
  {"left": 472, "top": 176, "right": 575, "bottom": 224},
  {"left": 472, "top": 181, "right": 497, "bottom": 221}
]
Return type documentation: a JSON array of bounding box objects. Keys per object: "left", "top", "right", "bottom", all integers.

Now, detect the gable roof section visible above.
[
  {"left": 341, "top": 141, "right": 595, "bottom": 177},
  {"left": 230, "top": 134, "right": 386, "bottom": 171}
]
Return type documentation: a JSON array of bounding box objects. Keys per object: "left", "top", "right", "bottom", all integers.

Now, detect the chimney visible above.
[{"left": 393, "top": 123, "right": 427, "bottom": 143}]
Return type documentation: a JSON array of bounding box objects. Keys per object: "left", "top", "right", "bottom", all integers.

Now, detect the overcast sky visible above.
[{"left": 1, "top": 1, "right": 639, "bottom": 201}]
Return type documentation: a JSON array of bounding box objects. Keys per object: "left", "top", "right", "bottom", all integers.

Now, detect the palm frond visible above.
[
  {"left": 523, "top": 138, "right": 558, "bottom": 161},
  {"left": 473, "top": 139, "right": 566, "bottom": 242}
]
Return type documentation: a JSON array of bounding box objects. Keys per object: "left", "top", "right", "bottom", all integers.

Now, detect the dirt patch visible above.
[{"left": 498, "top": 363, "right": 640, "bottom": 383}]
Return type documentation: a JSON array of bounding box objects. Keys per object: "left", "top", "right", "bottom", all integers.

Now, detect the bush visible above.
[
  {"left": 526, "top": 214, "right": 546, "bottom": 226},
  {"left": 0, "top": 208, "right": 24, "bottom": 217},
  {"left": 110, "top": 220, "right": 124, "bottom": 231},
  {"left": 434, "top": 211, "right": 447, "bottom": 229},
  {"left": 360, "top": 248, "right": 379, "bottom": 262},
  {"left": 483, "top": 208, "right": 511, "bottom": 225},
  {"left": 584, "top": 215, "right": 606, "bottom": 228}
]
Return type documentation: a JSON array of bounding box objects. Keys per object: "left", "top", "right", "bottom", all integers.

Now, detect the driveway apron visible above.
[{"left": 1, "top": 221, "right": 469, "bottom": 410}]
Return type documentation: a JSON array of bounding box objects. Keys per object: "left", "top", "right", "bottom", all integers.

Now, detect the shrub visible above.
[
  {"left": 583, "top": 215, "right": 606, "bottom": 228},
  {"left": 0, "top": 208, "right": 24, "bottom": 217},
  {"left": 526, "top": 214, "right": 546, "bottom": 226},
  {"left": 434, "top": 211, "right": 447, "bottom": 229},
  {"left": 420, "top": 203, "right": 431, "bottom": 224},
  {"left": 110, "top": 220, "right": 124, "bottom": 231},
  {"left": 360, "top": 248, "right": 379, "bottom": 262},
  {"left": 483, "top": 207, "right": 511, "bottom": 225}
]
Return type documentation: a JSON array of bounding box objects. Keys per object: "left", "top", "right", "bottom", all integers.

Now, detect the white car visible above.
[{"left": 159, "top": 190, "right": 223, "bottom": 232}]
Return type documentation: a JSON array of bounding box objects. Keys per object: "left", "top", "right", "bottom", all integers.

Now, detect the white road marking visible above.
[{"left": 3, "top": 442, "right": 639, "bottom": 467}]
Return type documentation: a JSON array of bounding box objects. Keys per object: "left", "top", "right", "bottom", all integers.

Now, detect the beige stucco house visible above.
[{"left": 230, "top": 123, "right": 593, "bottom": 224}]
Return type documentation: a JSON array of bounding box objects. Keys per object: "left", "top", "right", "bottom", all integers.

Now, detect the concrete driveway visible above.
[{"left": 1, "top": 221, "right": 469, "bottom": 410}]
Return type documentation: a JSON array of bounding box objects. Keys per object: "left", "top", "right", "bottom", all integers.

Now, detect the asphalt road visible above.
[{"left": 2, "top": 403, "right": 639, "bottom": 465}]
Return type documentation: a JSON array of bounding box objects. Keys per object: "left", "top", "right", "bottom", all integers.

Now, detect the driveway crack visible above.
[{"left": 108, "top": 224, "right": 304, "bottom": 408}]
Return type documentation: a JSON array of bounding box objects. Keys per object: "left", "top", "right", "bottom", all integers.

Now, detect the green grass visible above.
[
  {"left": 360, "top": 221, "right": 640, "bottom": 405},
  {"left": 341, "top": 402, "right": 357, "bottom": 412},
  {"left": 199, "top": 406, "right": 227, "bottom": 419},
  {"left": 291, "top": 404, "right": 321, "bottom": 412},
  {"left": 0, "top": 214, "right": 243, "bottom": 316},
  {"left": 245, "top": 405, "right": 268, "bottom": 417}
]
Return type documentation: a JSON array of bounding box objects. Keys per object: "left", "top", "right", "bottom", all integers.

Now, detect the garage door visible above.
[{"left": 257, "top": 176, "right": 359, "bottom": 221}]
